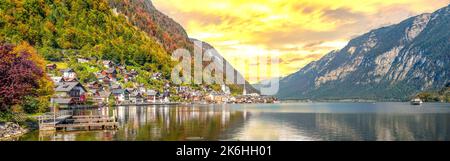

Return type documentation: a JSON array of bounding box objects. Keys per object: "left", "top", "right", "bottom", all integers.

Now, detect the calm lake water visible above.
[{"left": 20, "top": 103, "right": 450, "bottom": 141}]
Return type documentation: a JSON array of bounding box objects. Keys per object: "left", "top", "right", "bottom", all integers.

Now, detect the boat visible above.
[{"left": 410, "top": 98, "right": 423, "bottom": 105}]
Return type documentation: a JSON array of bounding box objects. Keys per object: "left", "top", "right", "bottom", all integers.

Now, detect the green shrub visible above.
[
  {"left": 22, "top": 96, "right": 40, "bottom": 114},
  {"left": 21, "top": 96, "right": 49, "bottom": 114}
]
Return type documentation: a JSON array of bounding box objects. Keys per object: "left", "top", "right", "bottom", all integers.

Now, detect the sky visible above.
[{"left": 153, "top": 0, "right": 449, "bottom": 83}]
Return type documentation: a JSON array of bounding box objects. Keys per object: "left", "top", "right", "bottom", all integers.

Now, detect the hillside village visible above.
[{"left": 46, "top": 58, "right": 277, "bottom": 108}]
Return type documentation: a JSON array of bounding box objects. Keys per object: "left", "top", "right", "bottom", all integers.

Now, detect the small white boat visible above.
[{"left": 411, "top": 98, "right": 423, "bottom": 105}]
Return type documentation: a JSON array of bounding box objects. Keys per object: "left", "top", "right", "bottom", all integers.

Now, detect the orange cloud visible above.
[{"left": 153, "top": 0, "right": 449, "bottom": 83}]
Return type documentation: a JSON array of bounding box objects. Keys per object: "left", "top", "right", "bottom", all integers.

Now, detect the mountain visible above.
[
  {"left": 108, "top": 0, "right": 194, "bottom": 53},
  {"left": 108, "top": 0, "right": 257, "bottom": 93},
  {"left": 251, "top": 77, "right": 282, "bottom": 92},
  {"left": 190, "top": 38, "right": 259, "bottom": 94},
  {"left": 0, "top": 0, "right": 256, "bottom": 93},
  {"left": 0, "top": 0, "right": 173, "bottom": 74},
  {"left": 416, "top": 83, "right": 450, "bottom": 102},
  {"left": 277, "top": 5, "right": 450, "bottom": 100}
]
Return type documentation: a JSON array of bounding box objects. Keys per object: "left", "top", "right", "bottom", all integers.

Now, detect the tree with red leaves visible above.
[{"left": 0, "top": 43, "right": 45, "bottom": 111}]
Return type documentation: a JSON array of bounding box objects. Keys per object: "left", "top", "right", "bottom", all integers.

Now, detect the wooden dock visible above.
[{"left": 38, "top": 113, "right": 118, "bottom": 131}]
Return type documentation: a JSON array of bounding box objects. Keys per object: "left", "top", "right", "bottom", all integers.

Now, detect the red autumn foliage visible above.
[{"left": 0, "top": 43, "right": 44, "bottom": 110}]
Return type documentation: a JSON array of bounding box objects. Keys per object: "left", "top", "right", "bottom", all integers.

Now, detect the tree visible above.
[
  {"left": 22, "top": 96, "right": 40, "bottom": 114},
  {"left": 39, "top": 47, "right": 63, "bottom": 61},
  {"left": 108, "top": 94, "right": 116, "bottom": 107},
  {"left": 0, "top": 43, "right": 53, "bottom": 111}
]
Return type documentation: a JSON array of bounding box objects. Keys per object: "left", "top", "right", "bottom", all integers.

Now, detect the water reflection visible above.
[
  {"left": 23, "top": 105, "right": 246, "bottom": 141},
  {"left": 237, "top": 113, "right": 450, "bottom": 141},
  {"left": 20, "top": 103, "right": 450, "bottom": 141}
]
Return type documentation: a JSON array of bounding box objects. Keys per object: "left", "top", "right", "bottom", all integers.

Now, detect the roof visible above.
[
  {"left": 130, "top": 92, "right": 143, "bottom": 97},
  {"left": 55, "top": 82, "right": 86, "bottom": 92},
  {"left": 53, "top": 98, "right": 74, "bottom": 104},
  {"left": 97, "top": 91, "right": 111, "bottom": 98},
  {"left": 147, "top": 90, "right": 157, "bottom": 96},
  {"left": 51, "top": 77, "right": 63, "bottom": 83},
  {"left": 112, "top": 89, "right": 129, "bottom": 95},
  {"left": 191, "top": 91, "right": 201, "bottom": 96},
  {"left": 105, "top": 68, "right": 117, "bottom": 74},
  {"left": 60, "top": 68, "right": 74, "bottom": 73},
  {"left": 111, "top": 84, "right": 122, "bottom": 89},
  {"left": 88, "top": 81, "right": 100, "bottom": 85}
]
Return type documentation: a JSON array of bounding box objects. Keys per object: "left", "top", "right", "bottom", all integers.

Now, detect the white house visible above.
[
  {"left": 54, "top": 81, "right": 87, "bottom": 102},
  {"left": 61, "top": 68, "right": 77, "bottom": 81},
  {"left": 77, "top": 58, "right": 89, "bottom": 63},
  {"left": 51, "top": 77, "right": 64, "bottom": 84},
  {"left": 102, "top": 60, "right": 114, "bottom": 68},
  {"left": 112, "top": 89, "right": 130, "bottom": 103}
]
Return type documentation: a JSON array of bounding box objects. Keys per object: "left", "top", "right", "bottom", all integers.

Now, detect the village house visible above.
[
  {"left": 126, "top": 88, "right": 136, "bottom": 93},
  {"left": 51, "top": 98, "right": 76, "bottom": 108},
  {"left": 101, "top": 68, "right": 118, "bottom": 79},
  {"left": 191, "top": 91, "right": 203, "bottom": 102},
  {"left": 93, "top": 91, "right": 112, "bottom": 105},
  {"left": 130, "top": 92, "right": 145, "bottom": 104},
  {"left": 146, "top": 90, "right": 158, "bottom": 103},
  {"left": 176, "top": 86, "right": 189, "bottom": 94},
  {"left": 129, "top": 69, "right": 138, "bottom": 76},
  {"left": 206, "top": 92, "right": 229, "bottom": 104},
  {"left": 54, "top": 81, "right": 87, "bottom": 103},
  {"left": 124, "top": 74, "right": 131, "bottom": 82},
  {"left": 111, "top": 89, "right": 130, "bottom": 104},
  {"left": 161, "top": 90, "right": 170, "bottom": 103},
  {"left": 87, "top": 81, "right": 103, "bottom": 91},
  {"left": 46, "top": 64, "right": 57, "bottom": 70},
  {"left": 124, "top": 71, "right": 138, "bottom": 82},
  {"left": 51, "top": 77, "right": 64, "bottom": 84},
  {"left": 102, "top": 60, "right": 114, "bottom": 68},
  {"left": 97, "top": 75, "right": 113, "bottom": 86},
  {"left": 117, "top": 66, "right": 126, "bottom": 74},
  {"left": 61, "top": 68, "right": 77, "bottom": 82},
  {"left": 229, "top": 96, "right": 237, "bottom": 103},
  {"left": 111, "top": 84, "right": 122, "bottom": 90},
  {"left": 152, "top": 72, "right": 162, "bottom": 80},
  {"left": 77, "top": 58, "right": 89, "bottom": 63},
  {"left": 137, "top": 85, "right": 147, "bottom": 94},
  {"left": 221, "top": 85, "right": 231, "bottom": 95}
]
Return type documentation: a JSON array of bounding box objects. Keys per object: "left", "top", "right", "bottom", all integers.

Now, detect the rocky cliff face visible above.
[{"left": 277, "top": 5, "right": 450, "bottom": 100}]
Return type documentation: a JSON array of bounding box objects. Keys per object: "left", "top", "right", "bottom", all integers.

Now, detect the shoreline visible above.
[{"left": 0, "top": 122, "right": 34, "bottom": 141}]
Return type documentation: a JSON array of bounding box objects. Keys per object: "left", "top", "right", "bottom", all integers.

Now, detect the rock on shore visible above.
[{"left": 0, "top": 122, "right": 28, "bottom": 141}]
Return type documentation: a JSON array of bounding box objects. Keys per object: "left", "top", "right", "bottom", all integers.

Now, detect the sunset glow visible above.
[{"left": 153, "top": 0, "right": 449, "bottom": 82}]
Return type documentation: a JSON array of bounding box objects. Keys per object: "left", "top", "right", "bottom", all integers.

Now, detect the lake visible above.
[{"left": 20, "top": 103, "right": 450, "bottom": 141}]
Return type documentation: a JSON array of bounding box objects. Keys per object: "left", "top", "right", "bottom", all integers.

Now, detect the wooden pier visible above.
[{"left": 38, "top": 113, "right": 118, "bottom": 131}]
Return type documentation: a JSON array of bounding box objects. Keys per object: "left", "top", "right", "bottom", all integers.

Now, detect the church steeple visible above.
[{"left": 243, "top": 83, "right": 247, "bottom": 95}]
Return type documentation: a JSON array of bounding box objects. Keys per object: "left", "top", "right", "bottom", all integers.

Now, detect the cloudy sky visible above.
[{"left": 153, "top": 0, "right": 449, "bottom": 83}]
